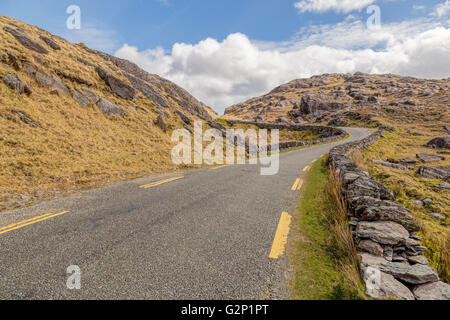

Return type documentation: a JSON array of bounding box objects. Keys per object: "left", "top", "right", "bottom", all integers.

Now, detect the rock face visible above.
[
  {"left": 96, "top": 67, "right": 136, "bottom": 100},
  {"left": 362, "top": 268, "right": 415, "bottom": 300},
  {"left": 413, "top": 281, "right": 450, "bottom": 300},
  {"left": 418, "top": 166, "right": 450, "bottom": 181},
  {"left": 96, "top": 98, "right": 125, "bottom": 117},
  {"left": 39, "top": 35, "right": 61, "bottom": 50},
  {"left": 3, "top": 26, "right": 49, "bottom": 54},
  {"left": 299, "top": 94, "right": 341, "bottom": 116},
  {"left": 356, "top": 221, "right": 409, "bottom": 245},
  {"left": 2, "top": 73, "right": 32, "bottom": 95},
  {"left": 426, "top": 137, "right": 450, "bottom": 149},
  {"left": 380, "top": 262, "right": 439, "bottom": 285}
]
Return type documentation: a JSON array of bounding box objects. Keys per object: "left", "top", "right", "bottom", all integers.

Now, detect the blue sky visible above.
[{"left": 1, "top": 0, "right": 449, "bottom": 112}]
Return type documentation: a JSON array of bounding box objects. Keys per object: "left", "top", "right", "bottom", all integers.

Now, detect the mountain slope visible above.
[{"left": 0, "top": 16, "right": 216, "bottom": 211}]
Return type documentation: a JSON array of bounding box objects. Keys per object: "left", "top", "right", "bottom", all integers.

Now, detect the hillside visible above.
[
  {"left": 0, "top": 16, "right": 218, "bottom": 212},
  {"left": 223, "top": 73, "right": 450, "bottom": 130}
]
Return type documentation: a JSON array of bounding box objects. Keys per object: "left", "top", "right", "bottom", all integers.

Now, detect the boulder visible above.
[
  {"left": 2, "top": 74, "right": 32, "bottom": 95},
  {"left": 299, "top": 94, "right": 342, "bottom": 116},
  {"left": 72, "top": 90, "right": 90, "bottom": 107},
  {"left": 426, "top": 137, "right": 450, "bottom": 150},
  {"left": 362, "top": 268, "right": 415, "bottom": 300},
  {"left": 429, "top": 213, "right": 446, "bottom": 221},
  {"left": 154, "top": 115, "right": 168, "bottom": 132},
  {"left": 352, "top": 197, "right": 419, "bottom": 232},
  {"left": 358, "top": 240, "right": 384, "bottom": 256},
  {"left": 380, "top": 262, "right": 439, "bottom": 284},
  {"left": 417, "top": 153, "right": 445, "bottom": 162},
  {"left": 95, "top": 67, "right": 136, "bottom": 100},
  {"left": 418, "top": 166, "right": 450, "bottom": 181},
  {"left": 3, "top": 26, "right": 49, "bottom": 54},
  {"left": 356, "top": 221, "right": 409, "bottom": 245},
  {"left": 413, "top": 281, "right": 450, "bottom": 300},
  {"left": 39, "top": 35, "right": 61, "bottom": 50},
  {"left": 96, "top": 98, "right": 125, "bottom": 117}
]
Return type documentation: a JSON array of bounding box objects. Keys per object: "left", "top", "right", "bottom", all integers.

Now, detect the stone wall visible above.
[
  {"left": 329, "top": 130, "right": 449, "bottom": 300},
  {"left": 225, "top": 120, "right": 347, "bottom": 151}
]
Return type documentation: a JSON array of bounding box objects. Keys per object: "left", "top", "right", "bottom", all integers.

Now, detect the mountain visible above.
[
  {"left": 0, "top": 16, "right": 217, "bottom": 211},
  {"left": 223, "top": 73, "right": 450, "bottom": 129}
]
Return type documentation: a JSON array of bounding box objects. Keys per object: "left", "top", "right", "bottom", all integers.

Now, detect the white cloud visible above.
[
  {"left": 115, "top": 19, "right": 450, "bottom": 113},
  {"left": 435, "top": 1, "right": 450, "bottom": 17},
  {"left": 294, "top": 0, "right": 377, "bottom": 13}
]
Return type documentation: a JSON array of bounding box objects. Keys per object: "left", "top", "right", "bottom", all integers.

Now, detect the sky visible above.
[{"left": 1, "top": 0, "right": 449, "bottom": 113}]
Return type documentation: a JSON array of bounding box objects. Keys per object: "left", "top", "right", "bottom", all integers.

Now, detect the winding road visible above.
[{"left": 0, "top": 127, "right": 372, "bottom": 299}]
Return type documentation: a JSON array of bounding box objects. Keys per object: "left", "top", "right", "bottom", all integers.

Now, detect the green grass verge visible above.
[{"left": 288, "top": 156, "right": 366, "bottom": 300}]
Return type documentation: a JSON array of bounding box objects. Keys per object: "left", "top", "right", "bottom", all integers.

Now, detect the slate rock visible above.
[
  {"left": 426, "top": 137, "right": 450, "bottom": 150},
  {"left": 362, "top": 268, "right": 415, "bottom": 300},
  {"left": 408, "top": 255, "right": 429, "bottom": 265},
  {"left": 380, "top": 262, "right": 439, "bottom": 284},
  {"left": 3, "top": 26, "right": 49, "bottom": 54},
  {"left": 96, "top": 67, "right": 136, "bottom": 100},
  {"left": 413, "top": 281, "right": 450, "bottom": 300},
  {"left": 2, "top": 74, "right": 32, "bottom": 95},
  {"left": 96, "top": 98, "right": 125, "bottom": 117},
  {"left": 357, "top": 221, "right": 409, "bottom": 245},
  {"left": 418, "top": 166, "right": 450, "bottom": 181},
  {"left": 82, "top": 88, "right": 100, "bottom": 104},
  {"left": 358, "top": 240, "right": 384, "bottom": 256},
  {"left": 39, "top": 35, "right": 61, "bottom": 50},
  {"left": 72, "top": 90, "right": 90, "bottom": 107}
]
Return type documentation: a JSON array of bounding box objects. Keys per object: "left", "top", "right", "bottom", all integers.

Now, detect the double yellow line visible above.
[
  {"left": 291, "top": 178, "right": 304, "bottom": 191},
  {"left": 139, "top": 176, "right": 184, "bottom": 189},
  {"left": 0, "top": 211, "right": 70, "bottom": 235}
]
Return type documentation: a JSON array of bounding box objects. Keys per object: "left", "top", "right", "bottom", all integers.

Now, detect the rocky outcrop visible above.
[
  {"left": 426, "top": 137, "right": 450, "bottom": 149},
  {"left": 154, "top": 115, "right": 168, "bottom": 132},
  {"left": 96, "top": 67, "right": 136, "bottom": 100},
  {"left": 2, "top": 73, "right": 32, "bottom": 95},
  {"left": 96, "top": 98, "right": 125, "bottom": 117},
  {"left": 72, "top": 90, "right": 90, "bottom": 107},
  {"left": 329, "top": 130, "right": 450, "bottom": 300},
  {"left": 418, "top": 166, "right": 450, "bottom": 181},
  {"left": 3, "top": 26, "right": 48, "bottom": 54},
  {"left": 39, "top": 35, "right": 61, "bottom": 50}
]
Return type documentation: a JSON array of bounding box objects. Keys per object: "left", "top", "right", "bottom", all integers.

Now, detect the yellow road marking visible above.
[
  {"left": 269, "top": 212, "right": 292, "bottom": 259},
  {"left": 291, "top": 178, "right": 301, "bottom": 191},
  {"left": 139, "top": 176, "right": 184, "bottom": 189},
  {"left": 296, "top": 179, "right": 304, "bottom": 191},
  {"left": 303, "top": 165, "right": 311, "bottom": 172},
  {"left": 0, "top": 211, "right": 70, "bottom": 236},
  {"left": 210, "top": 165, "right": 229, "bottom": 170}
]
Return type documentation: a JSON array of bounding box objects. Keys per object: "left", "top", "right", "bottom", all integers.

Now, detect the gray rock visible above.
[
  {"left": 3, "top": 26, "right": 48, "bottom": 54},
  {"left": 175, "top": 110, "right": 193, "bottom": 125},
  {"left": 413, "top": 281, "right": 450, "bottom": 300},
  {"left": 96, "top": 98, "right": 125, "bottom": 117},
  {"left": 35, "top": 71, "right": 53, "bottom": 87},
  {"left": 82, "top": 88, "right": 100, "bottom": 104},
  {"left": 400, "top": 158, "right": 418, "bottom": 164},
  {"left": 426, "top": 137, "right": 450, "bottom": 150},
  {"left": 72, "top": 90, "right": 90, "bottom": 106},
  {"left": 51, "top": 75, "right": 69, "bottom": 95},
  {"left": 345, "top": 177, "right": 395, "bottom": 202},
  {"left": 154, "top": 115, "right": 168, "bottom": 132},
  {"left": 360, "top": 253, "right": 388, "bottom": 269},
  {"left": 39, "top": 35, "right": 61, "bottom": 50},
  {"left": 422, "top": 198, "right": 435, "bottom": 206},
  {"left": 358, "top": 240, "right": 384, "bottom": 256},
  {"left": 96, "top": 67, "right": 136, "bottom": 100},
  {"left": 445, "top": 126, "right": 450, "bottom": 134},
  {"left": 418, "top": 166, "right": 450, "bottom": 181},
  {"left": 434, "top": 182, "right": 450, "bottom": 190},
  {"left": 410, "top": 200, "right": 424, "bottom": 208},
  {"left": 352, "top": 197, "right": 419, "bottom": 232},
  {"left": 429, "top": 213, "right": 446, "bottom": 221},
  {"left": 356, "top": 221, "right": 409, "bottom": 245},
  {"left": 3, "top": 74, "right": 32, "bottom": 95},
  {"left": 380, "top": 262, "right": 439, "bottom": 284},
  {"left": 373, "top": 160, "right": 410, "bottom": 171},
  {"left": 362, "top": 268, "right": 415, "bottom": 300},
  {"left": 417, "top": 153, "right": 445, "bottom": 162},
  {"left": 408, "top": 255, "right": 429, "bottom": 265}
]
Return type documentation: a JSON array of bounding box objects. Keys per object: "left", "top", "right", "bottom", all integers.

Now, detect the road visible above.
[{"left": 0, "top": 127, "right": 372, "bottom": 299}]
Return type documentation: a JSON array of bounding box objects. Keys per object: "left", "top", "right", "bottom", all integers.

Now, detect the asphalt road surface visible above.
[{"left": 0, "top": 127, "right": 373, "bottom": 299}]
